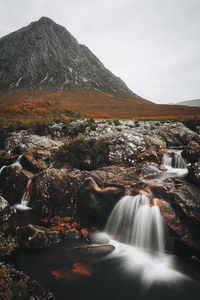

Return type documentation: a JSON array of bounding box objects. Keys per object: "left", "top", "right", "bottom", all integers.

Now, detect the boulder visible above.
[
  {"left": 4, "top": 130, "right": 63, "bottom": 154},
  {"left": 187, "top": 160, "right": 200, "bottom": 186},
  {"left": 31, "top": 168, "right": 85, "bottom": 217},
  {"left": 78, "top": 177, "right": 126, "bottom": 227},
  {"left": 21, "top": 152, "right": 48, "bottom": 173},
  {"left": 150, "top": 179, "right": 200, "bottom": 259},
  {"left": 16, "top": 224, "right": 61, "bottom": 250},
  {"left": 182, "top": 141, "right": 200, "bottom": 163},
  {"left": 0, "top": 196, "right": 16, "bottom": 233},
  {"left": 0, "top": 263, "right": 55, "bottom": 300}
]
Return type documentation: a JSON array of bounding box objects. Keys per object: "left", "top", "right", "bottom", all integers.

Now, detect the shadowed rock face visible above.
[
  {"left": 151, "top": 178, "right": 200, "bottom": 259},
  {"left": 0, "top": 17, "right": 131, "bottom": 95}
]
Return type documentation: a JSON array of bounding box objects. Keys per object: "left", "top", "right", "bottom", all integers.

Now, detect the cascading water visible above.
[
  {"left": 12, "top": 154, "right": 23, "bottom": 170},
  {"left": 15, "top": 179, "right": 32, "bottom": 210},
  {"left": 105, "top": 194, "right": 164, "bottom": 254},
  {"left": 162, "top": 151, "right": 187, "bottom": 169}
]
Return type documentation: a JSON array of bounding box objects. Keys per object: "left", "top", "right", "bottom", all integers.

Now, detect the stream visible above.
[{"left": 14, "top": 150, "right": 200, "bottom": 300}]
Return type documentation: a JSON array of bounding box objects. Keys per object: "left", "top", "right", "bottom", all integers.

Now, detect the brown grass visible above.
[{"left": 0, "top": 88, "right": 200, "bottom": 121}]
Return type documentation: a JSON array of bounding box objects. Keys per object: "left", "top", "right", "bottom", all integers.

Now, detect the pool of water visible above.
[{"left": 17, "top": 237, "right": 200, "bottom": 300}]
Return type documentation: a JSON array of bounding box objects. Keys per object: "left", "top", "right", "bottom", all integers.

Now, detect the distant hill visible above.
[
  {"left": 175, "top": 99, "right": 200, "bottom": 107},
  {"left": 0, "top": 17, "right": 200, "bottom": 120}
]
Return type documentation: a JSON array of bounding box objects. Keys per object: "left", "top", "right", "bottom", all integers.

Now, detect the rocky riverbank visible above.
[{"left": 1, "top": 119, "right": 200, "bottom": 298}]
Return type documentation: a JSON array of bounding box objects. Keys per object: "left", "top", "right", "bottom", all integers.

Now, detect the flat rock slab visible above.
[{"left": 72, "top": 245, "right": 115, "bottom": 257}]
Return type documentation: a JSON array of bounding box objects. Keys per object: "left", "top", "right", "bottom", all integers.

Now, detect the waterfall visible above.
[
  {"left": 15, "top": 179, "right": 32, "bottom": 210},
  {"left": 0, "top": 165, "right": 7, "bottom": 176},
  {"left": 12, "top": 155, "right": 23, "bottom": 170},
  {"left": 162, "top": 152, "right": 187, "bottom": 169},
  {"left": 105, "top": 194, "right": 164, "bottom": 253}
]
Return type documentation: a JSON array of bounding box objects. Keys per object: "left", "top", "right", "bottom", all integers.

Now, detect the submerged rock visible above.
[{"left": 72, "top": 245, "right": 115, "bottom": 257}]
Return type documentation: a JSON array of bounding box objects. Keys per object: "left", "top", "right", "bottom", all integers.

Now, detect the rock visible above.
[
  {"left": 151, "top": 179, "right": 200, "bottom": 259},
  {"left": 78, "top": 177, "right": 126, "bottom": 227},
  {"left": 16, "top": 224, "right": 61, "bottom": 250},
  {"left": 64, "top": 228, "right": 82, "bottom": 240},
  {"left": 182, "top": 141, "right": 200, "bottom": 163},
  {"left": 0, "top": 167, "right": 31, "bottom": 205},
  {"left": 137, "top": 150, "right": 161, "bottom": 164},
  {"left": 0, "top": 154, "right": 18, "bottom": 168},
  {"left": 0, "top": 263, "right": 55, "bottom": 300},
  {"left": 21, "top": 152, "right": 48, "bottom": 172},
  {"left": 86, "top": 120, "right": 198, "bottom": 153},
  {"left": 5, "top": 130, "right": 63, "bottom": 154},
  {"left": 31, "top": 168, "right": 85, "bottom": 217},
  {"left": 187, "top": 160, "right": 200, "bottom": 186},
  {"left": 72, "top": 245, "right": 115, "bottom": 257},
  {"left": 0, "top": 196, "right": 16, "bottom": 233}
]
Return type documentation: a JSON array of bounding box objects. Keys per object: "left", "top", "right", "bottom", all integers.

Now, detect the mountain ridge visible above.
[
  {"left": 0, "top": 16, "right": 132, "bottom": 96},
  {"left": 175, "top": 99, "right": 200, "bottom": 107}
]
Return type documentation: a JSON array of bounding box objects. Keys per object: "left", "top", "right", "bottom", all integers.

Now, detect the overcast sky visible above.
[{"left": 0, "top": 0, "right": 199, "bottom": 104}]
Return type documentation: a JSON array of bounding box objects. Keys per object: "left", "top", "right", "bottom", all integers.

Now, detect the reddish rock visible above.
[
  {"left": 21, "top": 152, "right": 47, "bottom": 173},
  {"left": 81, "top": 228, "right": 89, "bottom": 239}
]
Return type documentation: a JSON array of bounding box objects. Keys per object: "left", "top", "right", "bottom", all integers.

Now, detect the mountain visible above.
[
  {"left": 175, "top": 99, "right": 200, "bottom": 107},
  {"left": 0, "top": 17, "right": 131, "bottom": 95},
  {"left": 0, "top": 17, "right": 200, "bottom": 120}
]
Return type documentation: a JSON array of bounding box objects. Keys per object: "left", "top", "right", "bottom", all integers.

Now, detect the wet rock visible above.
[
  {"left": 0, "top": 196, "right": 16, "bottom": 233},
  {"left": 187, "top": 160, "right": 200, "bottom": 186},
  {"left": 151, "top": 179, "right": 200, "bottom": 259},
  {"left": 0, "top": 167, "right": 31, "bottom": 205},
  {"left": 31, "top": 168, "right": 85, "bottom": 217},
  {"left": 78, "top": 177, "right": 126, "bottom": 227},
  {"left": 72, "top": 245, "right": 115, "bottom": 257},
  {"left": 0, "top": 263, "right": 55, "bottom": 300},
  {"left": 16, "top": 224, "right": 61, "bottom": 250},
  {"left": 64, "top": 228, "right": 82, "bottom": 240},
  {"left": 21, "top": 152, "right": 48, "bottom": 173},
  {"left": 0, "top": 154, "right": 18, "bottom": 168},
  {"left": 182, "top": 141, "right": 200, "bottom": 163},
  {"left": 137, "top": 150, "right": 161, "bottom": 164}
]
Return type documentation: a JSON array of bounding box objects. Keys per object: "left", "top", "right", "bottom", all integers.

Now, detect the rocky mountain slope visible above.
[{"left": 0, "top": 17, "right": 131, "bottom": 95}]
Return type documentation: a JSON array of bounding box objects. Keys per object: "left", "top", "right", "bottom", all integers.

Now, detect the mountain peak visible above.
[
  {"left": 0, "top": 17, "right": 132, "bottom": 95},
  {"left": 38, "top": 16, "right": 55, "bottom": 23}
]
